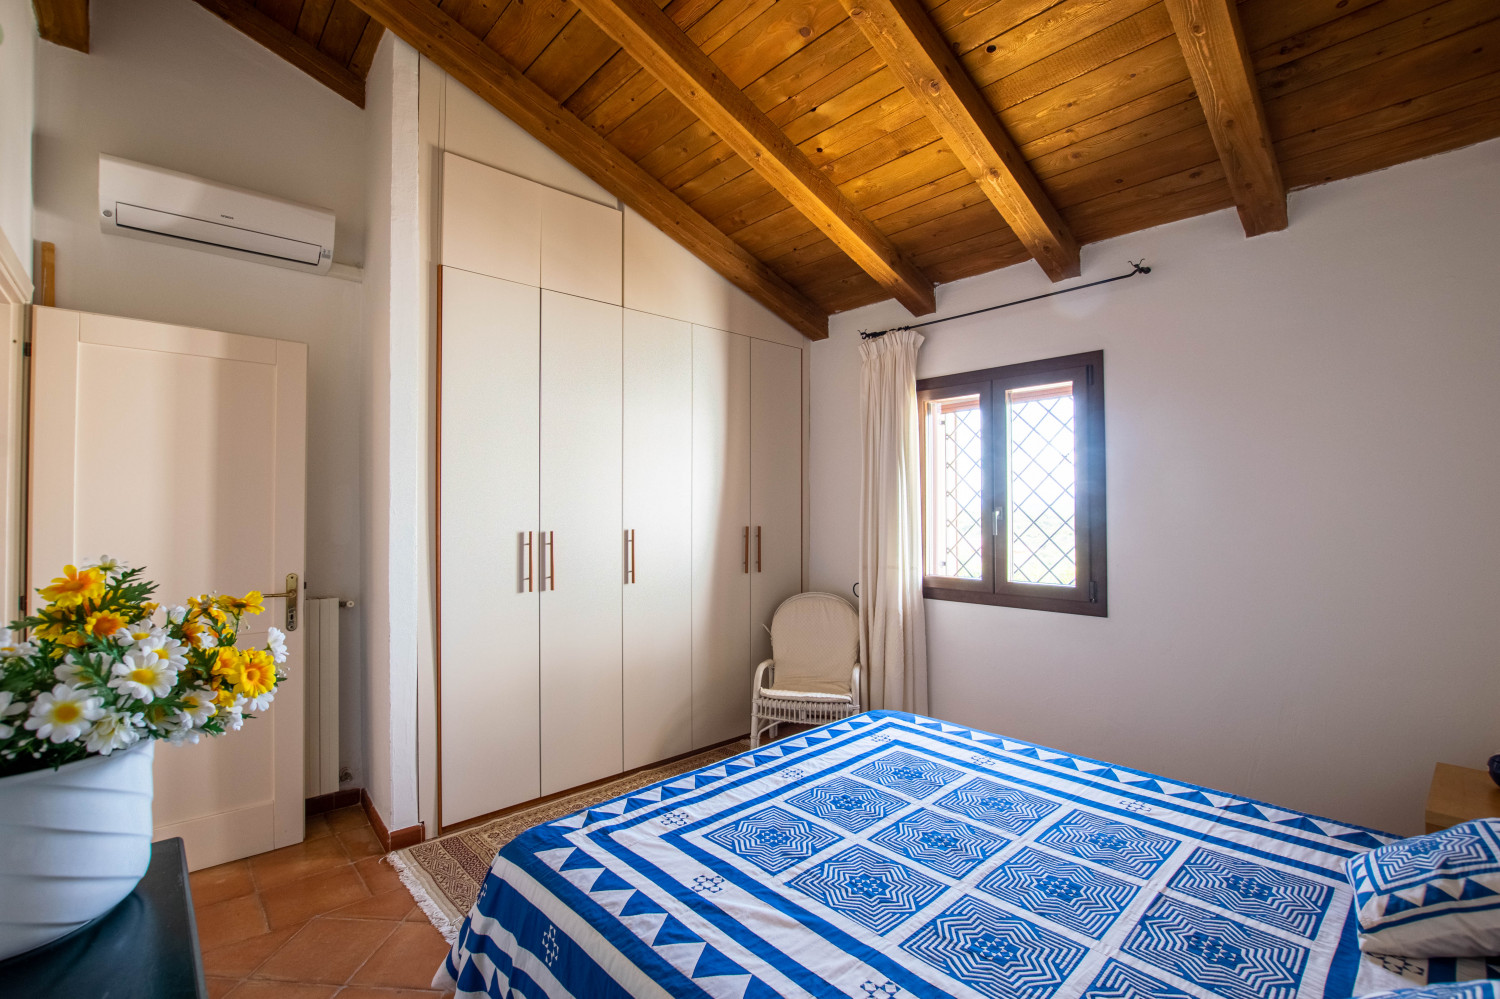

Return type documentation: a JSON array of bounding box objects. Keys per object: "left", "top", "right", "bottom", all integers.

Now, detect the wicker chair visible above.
[{"left": 750, "top": 592, "right": 862, "bottom": 748}]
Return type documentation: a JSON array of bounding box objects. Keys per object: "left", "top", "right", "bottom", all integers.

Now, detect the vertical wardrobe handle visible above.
[
  {"left": 547, "top": 531, "right": 556, "bottom": 590},
  {"left": 522, "top": 531, "right": 534, "bottom": 592},
  {"left": 627, "top": 529, "right": 637, "bottom": 584},
  {"left": 743, "top": 526, "right": 749, "bottom": 573},
  {"left": 756, "top": 526, "right": 762, "bottom": 572}
]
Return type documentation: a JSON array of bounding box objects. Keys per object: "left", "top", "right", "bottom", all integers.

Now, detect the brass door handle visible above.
[
  {"left": 756, "top": 526, "right": 762, "bottom": 573},
  {"left": 262, "top": 572, "right": 299, "bottom": 632},
  {"left": 742, "top": 526, "right": 749, "bottom": 573}
]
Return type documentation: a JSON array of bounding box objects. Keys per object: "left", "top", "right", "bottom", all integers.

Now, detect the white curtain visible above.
[{"left": 857, "top": 329, "right": 929, "bottom": 714}]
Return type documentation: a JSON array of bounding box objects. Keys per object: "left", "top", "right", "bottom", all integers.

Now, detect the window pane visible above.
[
  {"left": 1005, "top": 382, "right": 1076, "bottom": 586},
  {"left": 926, "top": 394, "right": 984, "bottom": 579}
]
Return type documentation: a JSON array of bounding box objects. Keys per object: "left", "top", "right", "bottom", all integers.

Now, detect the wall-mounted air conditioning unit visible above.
[{"left": 99, "top": 155, "right": 336, "bottom": 274}]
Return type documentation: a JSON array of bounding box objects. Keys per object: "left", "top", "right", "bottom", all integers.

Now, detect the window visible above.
[{"left": 918, "top": 351, "right": 1106, "bottom": 615}]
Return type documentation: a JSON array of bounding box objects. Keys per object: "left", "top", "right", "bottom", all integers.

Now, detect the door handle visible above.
[
  {"left": 544, "top": 531, "right": 556, "bottom": 590},
  {"left": 522, "top": 531, "right": 534, "bottom": 593},
  {"left": 625, "top": 529, "right": 636, "bottom": 584},
  {"left": 742, "top": 526, "right": 749, "bottom": 573},
  {"left": 756, "top": 526, "right": 762, "bottom": 573},
  {"left": 262, "top": 572, "right": 299, "bottom": 632}
]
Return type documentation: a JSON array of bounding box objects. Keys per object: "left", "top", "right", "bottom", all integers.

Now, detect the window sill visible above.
[{"left": 922, "top": 583, "right": 1108, "bottom": 617}]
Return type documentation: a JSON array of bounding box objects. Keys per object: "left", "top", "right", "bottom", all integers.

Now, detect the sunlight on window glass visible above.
[
  {"left": 926, "top": 394, "right": 984, "bottom": 579},
  {"left": 1006, "top": 382, "right": 1076, "bottom": 586}
]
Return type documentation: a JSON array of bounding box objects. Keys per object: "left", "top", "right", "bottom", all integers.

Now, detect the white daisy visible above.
[
  {"left": 109, "top": 653, "right": 180, "bottom": 702},
  {"left": 89, "top": 555, "right": 129, "bottom": 580},
  {"left": 176, "top": 687, "right": 217, "bottom": 728},
  {"left": 114, "top": 621, "right": 160, "bottom": 648},
  {"left": 166, "top": 726, "right": 202, "bottom": 746},
  {"left": 85, "top": 709, "right": 143, "bottom": 755},
  {"left": 0, "top": 628, "right": 37, "bottom": 659},
  {"left": 24, "top": 684, "right": 104, "bottom": 743},
  {"left": 266, "top": 626, "right": 288, "bottom": 665},
  {"left": 241, "top": 689, "right": 274, "bottom": 712},
  {"left": 53, "top": 654, "right": 88, "bottom": 684},
  {"left": 134, "top": 634, "right": 188, "bottom": 672},
  {"left": 0, "top": 691, "right": 27, "bottom": 740},
  {"left": 219, "top": 702, "right": 245, "bottom": 732}
]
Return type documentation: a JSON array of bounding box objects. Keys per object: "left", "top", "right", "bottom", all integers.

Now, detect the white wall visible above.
[
  {"left": 32, "top": 0, "right": 371, "bottom": 785},
  {"left": 410, "top": 66, "right": 808, "bottom": 830},
  {"left": 810, "top": 137, "right": 1500, "bottom": 837},
  {"left": 362, "top": 33, "right": 422, "bottom": 832},
  {"left": 0, "top": 0, "right": 34, "bottom": 276}
]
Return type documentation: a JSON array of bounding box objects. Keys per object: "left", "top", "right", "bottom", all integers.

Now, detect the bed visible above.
[{"left": 435, "top": 710, "right": 1500, "bottom": 998}]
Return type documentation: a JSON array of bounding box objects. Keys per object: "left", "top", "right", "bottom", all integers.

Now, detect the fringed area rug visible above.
[{"left": 391, "top": 740, "right": 751, "bottom": 941}]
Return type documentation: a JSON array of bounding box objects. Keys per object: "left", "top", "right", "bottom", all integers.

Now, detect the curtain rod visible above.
[{"left": 858, "top": 260, "right": 1152, "bottom": 340}]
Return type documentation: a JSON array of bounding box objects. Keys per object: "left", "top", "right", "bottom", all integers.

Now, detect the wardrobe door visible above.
[
  {"left": 540, "top": 291, "right": 624, "bottom": 793},
  {"left": 622, "top": 311, "right": 693, "bottom": 769},
  {"left": 750, "top": 339, "right": 804, "bottom": 668},
  {"left": 439, "top": 268, "right": 541, "bottom": 828},
  {"left": 691, "top": 325, "right": 751, "bottom": 749}
]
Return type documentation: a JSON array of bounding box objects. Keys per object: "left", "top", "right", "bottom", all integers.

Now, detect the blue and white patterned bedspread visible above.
[{"left": 437, "top": 711, "right": 1497, "bottom": 998}]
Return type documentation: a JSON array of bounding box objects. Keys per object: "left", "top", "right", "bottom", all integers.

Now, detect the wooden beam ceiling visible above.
[
  {"left": 836, "top": 0, "right": 1079, "bottom": 282},
  {"left": 347, "top": 0, "right": 830, "bottom": 340},
  {"left": 191, "top": 0, "right": 368, "bottom": 107},
  {"left": 32, "top": 0, "right": 88, "bottom": 53},
  {"left": 1165, "top": 0, "right": 1287, "bottom": 236},
  {"left": 566, "top": 0, "right": 937, "bottom": 316}
]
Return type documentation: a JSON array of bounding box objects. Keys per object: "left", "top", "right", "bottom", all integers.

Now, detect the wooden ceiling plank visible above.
[
  {"left": 838, "top": 0, "right": 1080, "bottom": 280},
  {"left": 1049, "top": 125, "right": 1220, "bottom": 209},
  {"left": 192, "top": 0, "right": 367, "bottom": 105},
  {"left": 975, "top": 5, "right": 1172, "bottom": 104},
  {"left": 760, "top": 169, "right": 977, "bottom": 264},
  {"left": 317, "top": 0, "right": 370, "bottom": 64},
  {"left": 32, "top": 0, "right": 89, "bottom": 52},
  {"left": 1020, "top": 79, "right": 1196, "bottom": 162},
  {"left": 348, "top": 0, "right": 829, "bottom": 339},
  {"left": 958, "top": 0, "right": 1160, "bottom": 87},
  {"left": 444, "top": 0, "right": 514, "bottom": 40},
  {"left": 1028, "top": 94, "right": 1204, "bottom": 179},
  {"left": 569, "top": 0, "right": 936, "bottom": 313},
  {"left": 921, "top": 233, "right": 1030, "bottom": 285},
  {"left": 256, "top": 0, "right": 304, "bottom": 33},
  {"left": 1165, "top": 0, "right": 1286, "bottom": 236},
  {"left": 485, "top": 0, "right": 576, "bottom": 70},
  {"left": 527, "top": 11, "right": 625, "bottom": 101},
  {"left": 347, "top": 18, "right": 386, "bottom": 75},
  {"left": 296, "top": 0, "right": 337, "bottom": 42},
  {"left": 1244, "top": 0, "right": 1420, "bottom": 74}
]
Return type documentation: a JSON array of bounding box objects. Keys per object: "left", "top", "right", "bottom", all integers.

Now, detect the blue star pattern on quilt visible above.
[
  {"left": 977, "top": 846, "right": 1140, "bottom": 939},
  {"left": 933, "top": 777, "right": 1061, "bottom": 835},
  {"left": 787, "top": 845, "right": 946, "bottom": 934},
  {"left": 1082, "top": 960, "right": 1195, "bottom": 999},
  {"left": 704, "top": 805, "right": 842, "bottom": 874},
  {"left": 901, "top": 895, "right": 1089, "bottom": 999},
  {"left": 1168, "top": 848, "right": 1334, "bottom": 939},
  {"left": 786, "top": 776, "right": 907, "bottom": 833},
  {"left": 853, "top": 750, "right": 966, "bottom": 798},
  {"left": 1121, "top": 895, "right": 1309, "bottom": 999},
  {"left": 868, "top": 808, "right": 1010, "bottom": 878},
  {"left": 1355, "top": 822, "right": 1500, "bottom": 891},
  {"left": 1036, "top": 809, "right": 1182, "bottom": 880}
]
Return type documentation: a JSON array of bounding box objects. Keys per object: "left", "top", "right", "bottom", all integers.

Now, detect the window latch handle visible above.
[{"left": 992, "top": 509, "right": 1001, "bottom": 537}]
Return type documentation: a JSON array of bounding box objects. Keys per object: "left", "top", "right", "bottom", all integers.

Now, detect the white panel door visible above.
[
  {"left": 691, "top": 325, "right": 751, "bottom": 749},
  {"left": 440, "top": 152, "right": 541, "bottom": 285},
  {"left": 540, "top": 188, "right": 623, "bottom": 306},
  {"left": 540, "top": 291, "right": 623, "bottom": 793},
  {"left": 622, "top": 310, "right": 693, "bottom": 769},
  {"left": 438, "top": 268, "right": 542, "bottom": 827},
  {"left": 29, "top": 307, "right": 306, "bottom": 872},
  {"left": 750, "top": 339, "right": 803, "bottom": 667}
]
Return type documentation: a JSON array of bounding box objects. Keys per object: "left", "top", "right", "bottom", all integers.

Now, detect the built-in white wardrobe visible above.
[{"left": 437, "top": 153, "right": 803, "bottom": 829}]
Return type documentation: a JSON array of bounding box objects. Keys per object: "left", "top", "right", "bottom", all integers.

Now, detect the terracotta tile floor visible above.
[{"left": 190, "top": 806, "right": 453, "bottom": 998}]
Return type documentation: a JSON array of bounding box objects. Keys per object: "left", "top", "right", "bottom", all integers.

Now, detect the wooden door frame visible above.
[{"left": 0, "top": 224, "right": 31, "bottom": 629}]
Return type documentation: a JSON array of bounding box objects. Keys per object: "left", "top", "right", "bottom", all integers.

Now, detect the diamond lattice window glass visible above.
[
  {"left": 927, "top": 395, "right": 984, "bottom": 579},
  {"left": 1005, "top": 382, "right": 1076, "bottom": 586}
]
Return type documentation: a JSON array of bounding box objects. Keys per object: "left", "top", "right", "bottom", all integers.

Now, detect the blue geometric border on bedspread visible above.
[{"left": 440, "top": 711, "right": 1407, "bottom": 999}]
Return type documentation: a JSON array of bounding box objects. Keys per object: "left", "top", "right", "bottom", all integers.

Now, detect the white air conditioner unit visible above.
[{"left": 99, "top": 155, "right": 335, "bottom": 274}]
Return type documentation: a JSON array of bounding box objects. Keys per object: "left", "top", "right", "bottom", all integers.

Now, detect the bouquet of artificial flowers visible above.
[{"left": 0, "top": 558, "right": 289, "bottom": 778}]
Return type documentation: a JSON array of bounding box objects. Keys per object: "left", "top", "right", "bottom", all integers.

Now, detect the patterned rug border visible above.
[{"left": 393, "top": 740, "right": 751, "bottom": 942}]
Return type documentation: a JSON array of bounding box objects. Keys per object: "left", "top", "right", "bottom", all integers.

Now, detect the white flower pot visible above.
[{"left": 0, "top": 740, "right": 155, "bottom": 961}]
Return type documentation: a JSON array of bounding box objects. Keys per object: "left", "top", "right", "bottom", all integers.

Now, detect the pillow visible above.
[
  {"left": 1361, "top": 985, "right": 1500, "bottom": 999},
  {"left": 1346, "top": 818, "right": 1500, "bottom": 956}
]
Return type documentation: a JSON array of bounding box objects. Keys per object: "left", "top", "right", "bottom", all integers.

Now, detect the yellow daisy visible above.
[{"left": 38, "top": 565, "right": 106, "bottom": 609}]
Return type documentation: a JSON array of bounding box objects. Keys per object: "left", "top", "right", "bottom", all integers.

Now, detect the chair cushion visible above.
[
  {"left": 768, "top": 592, "right": 858, "bottom": 696},
  {"left": 757, "top": 687, "right": 855, "bottom": 703},
  {"left": 1345, "top": 818, "right": 1500, "bottom": 956}
]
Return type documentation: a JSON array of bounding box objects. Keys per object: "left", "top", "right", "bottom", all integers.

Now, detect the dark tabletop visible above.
[{"left": 0, "top": 838, "right": 207, "bottom": 999}]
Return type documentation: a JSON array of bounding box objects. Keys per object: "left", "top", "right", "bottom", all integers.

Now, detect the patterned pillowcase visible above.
[
  {"left": 1362, "top": 985, "right": 1500, "bottom": 999},
  {"left": 1346, "top": 819, "right": 1500, "bottom": 956}
]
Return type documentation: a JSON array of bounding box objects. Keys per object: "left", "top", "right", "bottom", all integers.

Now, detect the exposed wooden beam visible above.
[
  {"left": 32, "top": 0, "right": 88, "bottom": 53},
  {"left": 348, "top": 0, "right": 830, "bottom": 340},
  {"left": 1165, "top": 0, "right": 1287, "bottom": 236},
  {"left": 567, "top": 0, "right": 936, "bottom": 316},
  {"left": 837, "top": 0, "right": 1079, "bottom": 282},
  {"left": 190, "top": 0, "right": 366, "bottom": 107}
]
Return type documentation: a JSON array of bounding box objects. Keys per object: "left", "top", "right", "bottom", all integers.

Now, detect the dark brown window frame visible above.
[{"left": 917, "top": 350, "right": 1107, "bottom": 617}]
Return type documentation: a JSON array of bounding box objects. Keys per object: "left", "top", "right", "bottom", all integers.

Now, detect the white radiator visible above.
[{"left": 302, "top": 597, "right": 341, "bottom": 797}]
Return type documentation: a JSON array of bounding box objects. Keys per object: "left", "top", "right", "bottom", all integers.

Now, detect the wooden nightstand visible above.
[{"left": 1426, "top": 762, "right": 1500, "bottom": 833}]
